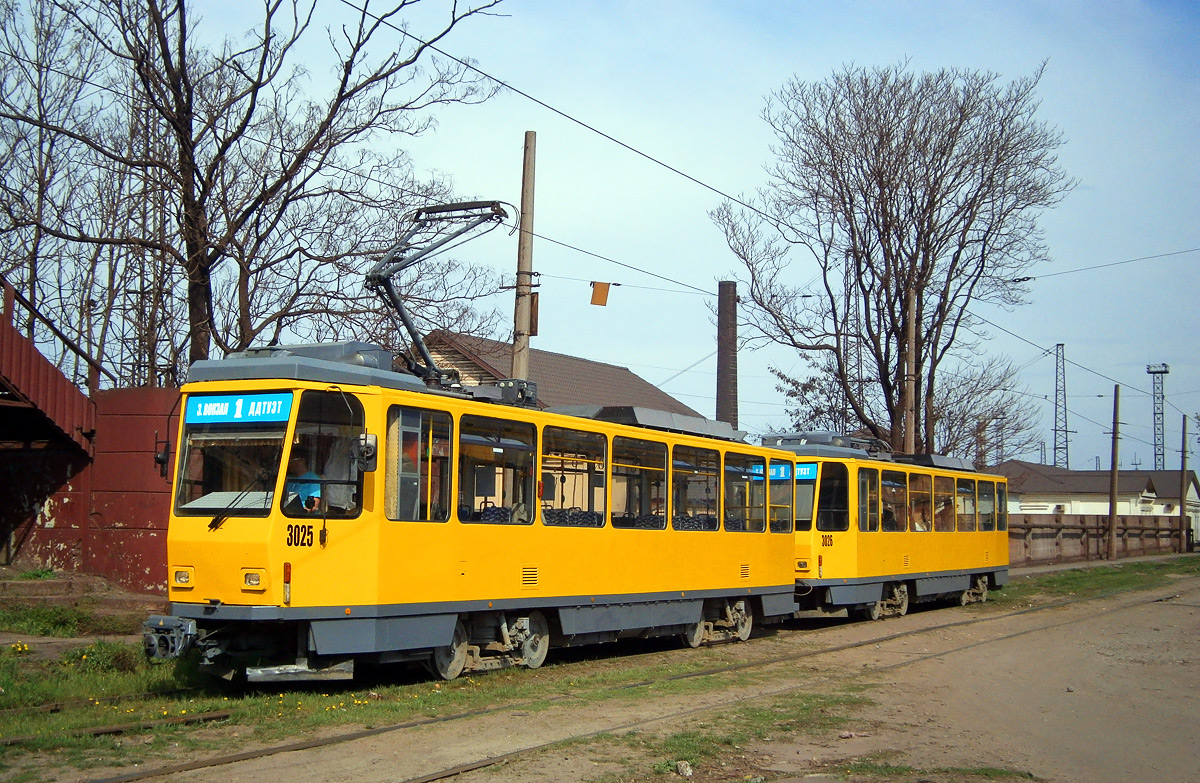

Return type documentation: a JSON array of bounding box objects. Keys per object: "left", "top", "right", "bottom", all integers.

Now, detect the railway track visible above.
[{"left": 77, "top": 579, "right": 1196, "bottom": 783}]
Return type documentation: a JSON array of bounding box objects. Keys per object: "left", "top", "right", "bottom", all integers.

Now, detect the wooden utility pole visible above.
[
  {"left": 1107, "top": 384, "right": 1119, "bottom": 560},
  {"left": 1180, "top": 415, "right": 1190, "bottom": 553},
  {"left": 512, "top": 131, "right": 536, "bottom": 380}
]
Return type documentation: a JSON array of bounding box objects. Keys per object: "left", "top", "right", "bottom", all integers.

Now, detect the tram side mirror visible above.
[
  {"left": 154, "top": 448, "right": 170, "bottom": 478},
  {"left": 353, "top": 434, "right": 377, "bottom": 473},
  {"left": 153, "top": 430, "right": 171, "bottom": 480}
]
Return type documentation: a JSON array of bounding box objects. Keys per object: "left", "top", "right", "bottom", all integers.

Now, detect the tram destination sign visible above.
[
  {"left": 185, "top": 392, "right": 293, "bottom": 424},
  {"left": 749, "top": 462, "right": 819, "bottom": 481}
]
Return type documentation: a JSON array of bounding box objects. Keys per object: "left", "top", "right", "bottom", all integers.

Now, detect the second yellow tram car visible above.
[{"left": 763, "top": 433, "right": 1009, "bottom": 619}]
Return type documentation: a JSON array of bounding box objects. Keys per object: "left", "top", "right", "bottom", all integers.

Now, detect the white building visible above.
[{"left": 993, "top": 460, "right": 1199, "bottom": 543}]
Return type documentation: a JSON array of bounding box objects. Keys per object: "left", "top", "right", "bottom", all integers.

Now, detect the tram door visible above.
[
  {"left": 784, "top": 462, "right": 818, "bottom": 579},
  {"left": 812, "top": 461, "right": 852, "bottom": 579}
]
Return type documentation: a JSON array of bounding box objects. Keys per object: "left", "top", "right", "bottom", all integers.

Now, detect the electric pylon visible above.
[
  {"left": 1147, "top": 364, "right": 1169, "bottom": 470},
  {"left": 1053, "top": 344, "right": 1069, "bottom": 468}
]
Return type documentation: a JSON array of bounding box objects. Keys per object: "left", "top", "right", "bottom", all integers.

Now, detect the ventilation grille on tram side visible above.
[
  {"left": 740, "top": 563, "right": 751, "bottom": 580},
  {"left": 521, "top": 565, "right": 539, "bottom": 588}
]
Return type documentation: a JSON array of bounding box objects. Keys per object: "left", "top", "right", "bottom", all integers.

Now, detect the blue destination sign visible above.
[
  {"left": 185, "top": 393, "right": 293, "bottom": 424},
  {"left": 748, "top": 462, "right": 819, "bottom": 481}
]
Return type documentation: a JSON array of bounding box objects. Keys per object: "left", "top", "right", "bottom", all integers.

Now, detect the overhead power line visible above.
[
  {"left": 1018, "top": 247, "right": 1200, "bottom": 280},
  {"left": 335, "top": 0, "right": 780, "bottom": 228}
]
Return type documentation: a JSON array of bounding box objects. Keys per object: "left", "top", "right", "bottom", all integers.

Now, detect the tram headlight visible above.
[
  {"left": 171, "top": 567, "right": 194, "bottom": 588},
  {"left": 241, "top": 568, "right": 267, "bottom": 591}
]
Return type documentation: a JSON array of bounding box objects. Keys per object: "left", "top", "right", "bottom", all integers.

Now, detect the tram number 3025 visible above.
[
  {"left": 821, "top": 534, "right": 834, "bottom": 547},
  {"left": 287, "top": 524, "right": 314, "bottom": 547}
]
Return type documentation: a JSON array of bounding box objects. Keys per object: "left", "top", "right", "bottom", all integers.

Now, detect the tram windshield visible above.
[{"left": 174, "top": 392, "right": 293, "bottom": 516}]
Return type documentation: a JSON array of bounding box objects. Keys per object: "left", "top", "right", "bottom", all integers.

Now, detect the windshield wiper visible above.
[{"left": 209, "top": 469, "right": 275, "bottom": 530}]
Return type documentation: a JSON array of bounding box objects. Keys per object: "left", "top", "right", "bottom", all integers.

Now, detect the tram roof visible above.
[
  {"left": 186, "top": 342, "right": 430, "bottom": 392},
  {"left": 548, "top": 405, "right": 747, "bottom": 442}
]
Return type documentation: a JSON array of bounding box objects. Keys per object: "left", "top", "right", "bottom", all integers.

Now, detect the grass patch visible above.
[
  {"left": 837, "top": 755, "right": 1039, "bottom": 780},
  {"left": 0, "top": 641, "right": 194, "bottom": 713},
  {"left": 14, "top": 568, "right": 56, "bottom": 580},
  {"left": 622, "top": 689, "right": 869, "bottom": 775},
  {"left": 991, "top": 555, "right": 1200, "bottom": 608},
  {"left": 0, "top": 605, "right": 91, "bottom": 637},
  {"left": 0, "top": 603, "right": 147, "bottom": 637}
]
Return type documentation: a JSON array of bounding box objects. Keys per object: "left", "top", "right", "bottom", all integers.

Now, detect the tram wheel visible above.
[
  {"left": 521, "top": 611, "right": 550, "bottom": 669},
  {"left": 892, "top": 583, "right": 910, "bottom": 617},
  {"left": 857, "top": 600, "right": 882, "bottom": 621},
  {"left": 681, "top": 619, "right": 705, "bottom": 648},
  {"left": 430, "top": 619, "right": 469, "bottom": 681},
  {"left": 731, "top": 599, "right": 753, "bottom": 641},
  {"left": 974, "top": 575, "right": 989, "bottom": 603}
]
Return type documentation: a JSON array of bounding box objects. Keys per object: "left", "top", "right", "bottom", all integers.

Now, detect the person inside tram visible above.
[{"left": 285, "top": 454, "right": 322, "bottom": 513}]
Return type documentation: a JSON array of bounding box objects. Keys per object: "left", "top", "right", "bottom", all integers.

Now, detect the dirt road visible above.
[{"left": 95, "top": 573, "right": 1197, "bottom": 783}]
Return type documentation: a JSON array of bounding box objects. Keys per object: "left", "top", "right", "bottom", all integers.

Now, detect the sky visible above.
[{"left": 236, "top": 0, "right": 1200, "bottom": 470}]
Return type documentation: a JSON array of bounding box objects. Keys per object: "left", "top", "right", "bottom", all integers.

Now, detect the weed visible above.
[
  {"left": 61, "top": 641, "right": 143, "bottom": 674},
  {"left": 14, "top": 568, "right": 56, "bottom": 581}
]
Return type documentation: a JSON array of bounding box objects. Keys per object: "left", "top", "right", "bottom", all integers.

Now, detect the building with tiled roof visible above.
[
  {"left": 423, "top": 331, "right": 701, "bottom": 417},
  {"left": 992, "top": 459, "right": 1198, "bottom": 532}
]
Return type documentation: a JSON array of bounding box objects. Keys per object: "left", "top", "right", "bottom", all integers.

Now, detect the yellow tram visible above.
[
  {"left": 142, "top": 202, "right": 1007, "bottom": 682},
  {"left": 763, "top": 433, "right": 1009, "bottom": 619},
  {"left": 144, "top": 342, "right": 798, "bottom": 681}
]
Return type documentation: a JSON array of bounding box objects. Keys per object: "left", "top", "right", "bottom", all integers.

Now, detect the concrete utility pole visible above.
[
  {"left": 1107, "top": 384, "right": 1120, "bottom": 560},
  {"left": 716, "top": 281, "right": 738, "bottom": 428},
  {"left": 1180, "top": 415, "right": 1190, "bottom": 553},
  {"left": 511, "top": 131, "right": 536, "bottom": 380},
  {"left": 903, "top": 284, "right": 916, "bottom": 453}
]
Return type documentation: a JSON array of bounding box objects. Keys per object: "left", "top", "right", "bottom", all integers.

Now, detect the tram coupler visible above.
[{"left": 143, "top": 615, "right": 198, "bottom": 659}]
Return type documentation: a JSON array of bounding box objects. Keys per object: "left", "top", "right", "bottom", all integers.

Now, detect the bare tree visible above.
[
  {"left": 1, "top": 0, "right": 505, "bottom": 384},
  {"left": 713, "top": 61, "right": 1073, "bottom": 453},
  {"left": 928, "top": 357, "right": 1043, "bottom": 465},
  {"left": 771, "top": 351, "right": 1041, "bottom": 465}
]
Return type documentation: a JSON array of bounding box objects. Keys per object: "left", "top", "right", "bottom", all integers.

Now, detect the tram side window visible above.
[
  {"left": 858, "top": 468, "right": 880, "bottom": 532},
  {"left": 459, "top": 415, "right": 535, "bottom": 524},
  {"left": 285, "top": 390, "right": 365, "bottom": 519},
  {"left": 816, "top": 462, "right": 850, "bottom": 532},
  {"left": 978, "top": 480, "right": 996, "bottom": 531},
  {"left": 956, "top": 478, "right": 977, "bottom": 531},
  {"left": 612, "top": 437, "right": 667, "bottom": 530},
  {"left": 933, "top": 475, "right": 956, "bottom": 532},
  {"left": 881, "top": 470, "right": 908, "bottom": 531},
  {"left": 541, "top": 427, "right": 606, "bottom": 528},
  {"left": 672, "top": 445, "right": 720, "bottom": 531},
  {"left": 768, "top": 460, "right": 794, "bottom": 533},
  {"left": 385, "top": 406, "right": 452, "bottom": 522},
  {"left": 909, "top": 473, "right": 932, "bottom": 531},
  {"left": 724, "top": 452, "right": 766, "bottom": 532},
  {"left": 993, "top": 482, "right": 1006, "bottom": 530}
]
